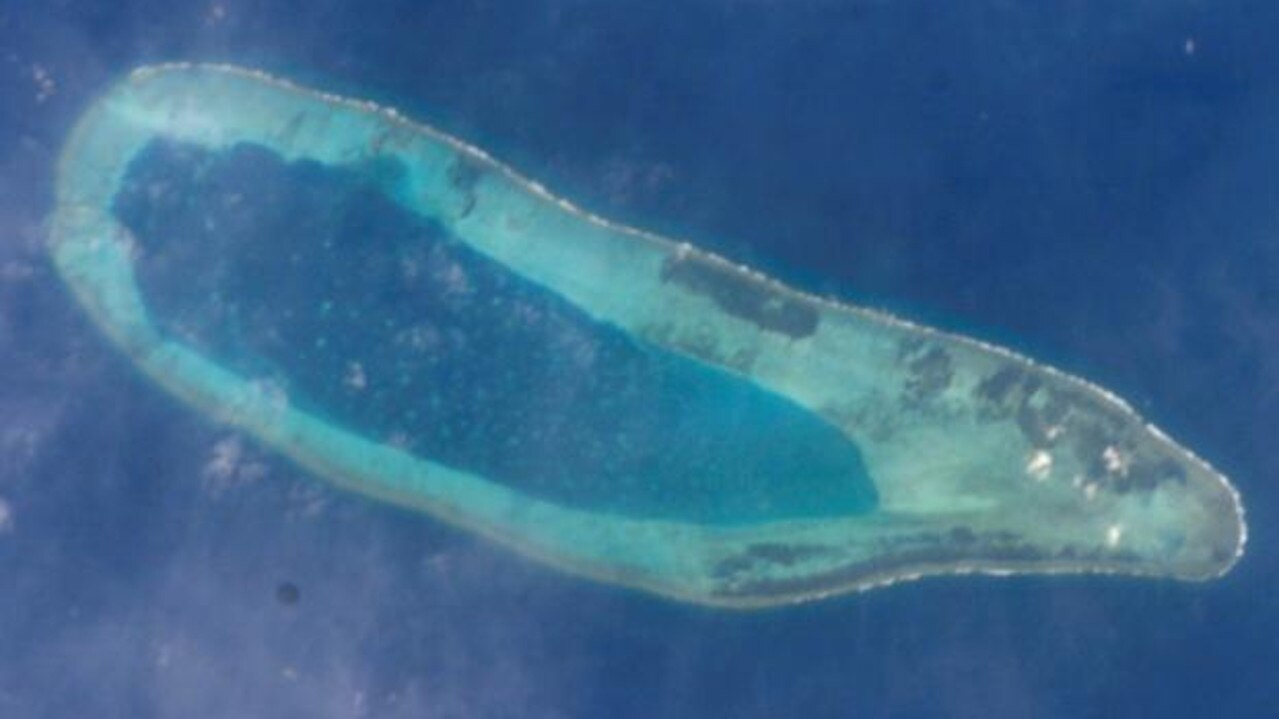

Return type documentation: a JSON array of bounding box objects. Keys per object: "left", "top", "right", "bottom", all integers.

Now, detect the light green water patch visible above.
[{"left": 50, "top": 64, "right": 1246, "bottom": 607}]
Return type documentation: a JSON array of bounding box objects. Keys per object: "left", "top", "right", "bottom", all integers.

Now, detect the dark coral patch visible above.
[
  {"left": 660, "top": 251, "right": 819, "bottom": 339},
  {"left": 902, "top": 345, "right": 954, "bottom": 401}
]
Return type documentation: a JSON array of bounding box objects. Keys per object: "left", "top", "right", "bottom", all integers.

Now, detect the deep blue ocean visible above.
[{"left": 2, "top": 1, "right": 1278, "bottom": 717}]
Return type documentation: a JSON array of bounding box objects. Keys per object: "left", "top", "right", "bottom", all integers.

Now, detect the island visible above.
[{"left": 49, "top": 64, "right": 1246, "bottom": 607}]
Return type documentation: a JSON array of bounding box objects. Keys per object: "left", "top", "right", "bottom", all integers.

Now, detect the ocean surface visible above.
[{"left": 2, "top": 1, "right": 1277, "bottom": 717}]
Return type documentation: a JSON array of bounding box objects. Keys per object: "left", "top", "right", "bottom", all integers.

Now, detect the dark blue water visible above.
[
  {"left": 2, "top": 1, "right": 1277, "bottom": 717},
  {"left": 116, "top": 140, "right": 875, "bottom": 524}
]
